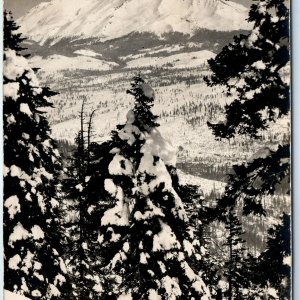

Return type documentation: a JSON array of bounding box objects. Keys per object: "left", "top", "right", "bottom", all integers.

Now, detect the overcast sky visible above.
[{"left": 4, "top": 0, "right": 253, "bottom": 19}]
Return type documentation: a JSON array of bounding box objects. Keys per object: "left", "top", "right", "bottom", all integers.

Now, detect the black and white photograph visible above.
[{"left": 3, "top": 0, "right": 291, "bottom": 299}]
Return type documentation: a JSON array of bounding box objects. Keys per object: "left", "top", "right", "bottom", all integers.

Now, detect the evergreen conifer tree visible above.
[
  {"left": 204, "top": 0, "right": 290, "bottom": 298},
  {"left": 205, "top": 0, "right": 289, "bottom": 139},
  {"left": 62, "top": 101, "right": 109, "bottom": 299},
  {"left": 3, "top": 12, "right": 67, "bottom": 299},
  {"left": 177, "top": 184, "right": 221, "bottom": 298},
  {"left": 205, "top": 0, "right": 290, "bottom": 214},
  {"left": 4, "top": 10, "right": 27, "bottom": 53},
  {"left": 62, "top": 133, "right": 89, "bottom": 299},
  {"left": 61, "top": 99, "right": 92, "bottom": 299},
  {"left": 255, "top": 213, "right": 291, "bottom": 299},
  {"left": 223, "top": 210, "right": 246, "bottom": 300},
  {"left": 96, "top": 76, "right": 211, "bottom": 299}
]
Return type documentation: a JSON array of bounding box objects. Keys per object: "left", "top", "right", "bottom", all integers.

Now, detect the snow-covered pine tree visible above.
[
  {"left": 62, "top": 129, "right": 89, "bottom": 299},
  {"left": 204, "top": 0, "right": 290, "bottom": 297},
  {"left": 97, "top": 76, "right": 211, "bottom": 299},
  {"left": 205, "top": 0, "right": 289, "bottom": 139},
  {"left": 205, "top": 0, "right": 290, "bottom": 214},
  {"left": 72, "top": 139, "right": 120, "bottom": 299},
  {"left": 3, "top": 11, "right": 68, "bottom": 299},
  {"left": 62, "top": 100, "right": 105, "bottom": 299},
  {"left": 176, "top": 184, "right": 220, "bottom": 294},
  {"left": 223, "top": 210, "right": 246, "bottom": 300},
  {"left": 255, "top": 213, "right": 291, "bottom": 299}
]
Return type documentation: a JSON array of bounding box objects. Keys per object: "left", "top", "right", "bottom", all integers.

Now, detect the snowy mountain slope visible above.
[
  {"left": 47, "top": 75, "right": 290, "bottom": 172},
  {"left": 126, "top": 50, "right": 215, "bottom": 69},
  {"left": 74, "top": 49, "right": 103, "bottom": 58},
  {"left": 18, "top": 0, "right": 250, "bottom": 45},
  {"left": 28, "top": 50, "right": 213, "bottom": 74},
  {"left": 28, "top": 55, "right": 118, "bottom": 73}
]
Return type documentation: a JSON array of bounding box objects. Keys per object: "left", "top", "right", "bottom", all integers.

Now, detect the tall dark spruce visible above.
[
  {"left": 4, "top": 11, "right": 27, "bottom": 53},
  {"left": 223, "top": 210, "right": 246, "bottom": 300},
  {"left": 62, "top": 101, "right": 88, "bottom": 299},
  {"left": 204, "top": 0, "right": 290, "bottom": 298},
  {"left": 62, "top": 99, "right": 106, "bottom": 299},
  {"left": 241, "top": 213, "right": 291, "bottom": 299},
  {"left": 257, "top": 213, "right": 291, "bottom": 298},
  {"left": 95, "top": 76, "right": 211, "bottom": 299},
  {"left": 3, "top": 11, "right": 68, "bottom": 299}
]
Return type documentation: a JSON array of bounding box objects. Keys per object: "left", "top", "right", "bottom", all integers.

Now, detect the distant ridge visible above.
[{"left": 18, "top": 0, "right": 250, "bottom": 45}]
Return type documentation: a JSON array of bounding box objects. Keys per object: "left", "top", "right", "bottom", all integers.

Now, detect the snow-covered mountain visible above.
[{"left": 19, "top": 0, "right": 250, "bottom": 45}]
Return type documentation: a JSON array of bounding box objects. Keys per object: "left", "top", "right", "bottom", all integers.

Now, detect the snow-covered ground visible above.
[
  {"left": 120, "top": 44, "right": 205, "bottom": 61},
  {"left": 28, "top": 55, "right": 118, "bottom": 73},
  {"left": 126, "top": 50, "right": 215, "bottom": 69},
  {"left": 138, "top": 44, "right": 185, "bottom": 55},
  {"left": 74, "top": 49, "right": 102, "bottom": 58},
  {"left": 24, "top": 19, "right": 289, "bottom": 175},
  {"left": 178, "top": 169, "right": 225, "bottom": 196},
  {"left": 46, "top": 76, "right": 289, "bottom": 169},
  {"left": 18, "top": 0, "right": 250, "bottom": 45},
  {"left": 4, "top": 290, "right": 31, "bottom": 300}
]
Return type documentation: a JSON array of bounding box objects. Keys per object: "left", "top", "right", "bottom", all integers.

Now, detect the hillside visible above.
[
  {"left": 29, "top": 56, "right": 289, "bottom": 180},
  {"left": 20, "top": 0, "right": 289, "bottom": 209},
  {"left": 18, "top": 0, "right": 250, "bottom": 45}
]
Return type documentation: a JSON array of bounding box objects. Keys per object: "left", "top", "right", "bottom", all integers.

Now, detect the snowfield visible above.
[
  {"left": 18, "top": 0, "right": 250, "bottom": 44},
  {"left": 4, "top": 290, "right": 31, "bottom": 300},
  {"left": 74, "top": 49, "right": 103, "bottom": 58},
  {"left": 126, "top": 50, "right": 216, "bottom": 69},
  {"left": 178, "top": 170, "right": 225, "bottom": 196},
  {"left": 28, "top": 55, "right": 118, "bottom": 73}
]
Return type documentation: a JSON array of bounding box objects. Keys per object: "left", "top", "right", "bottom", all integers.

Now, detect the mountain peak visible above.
[{"left": 19, "top": 0, "right": 250, "bottom": 45}]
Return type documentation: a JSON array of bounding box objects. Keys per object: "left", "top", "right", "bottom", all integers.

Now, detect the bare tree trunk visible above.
[
  {"left": 79, "top": 99, "right": 86, "bottom": 300},
  {"left": 87, "top": 109, "right": 97, "bottom": 171}
]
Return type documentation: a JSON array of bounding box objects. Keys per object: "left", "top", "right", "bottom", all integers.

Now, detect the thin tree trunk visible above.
[
  {"left": 79, "top": 99, "right": 86, "bottom": 299},
  {"left": 87, "top": 109, "right": 97, "bottom": 171},
  {"left": 228, "top": 212, "right": 233, "bottom": 300}
]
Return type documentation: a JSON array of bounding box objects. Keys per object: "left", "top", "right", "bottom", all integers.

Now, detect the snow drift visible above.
[{"left": 5, "top": 290, "right": 31, "bottom": 300}]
